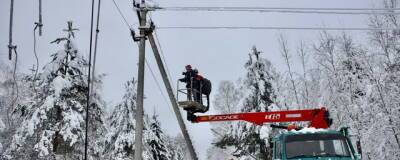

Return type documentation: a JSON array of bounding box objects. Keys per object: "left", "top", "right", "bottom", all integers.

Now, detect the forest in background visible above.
[
  {"left": 1, "top": 0, "right": 400, "bottom": 159},
  {"left": 207, "top": 0, "right": 400, "bottom": 159}
]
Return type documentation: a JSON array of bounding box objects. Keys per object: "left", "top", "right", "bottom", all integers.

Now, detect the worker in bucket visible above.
[
  {"left": 191, "top": 69, "right": 204, "bottom": 104},
  {"left": 179, "top": 65, "right": 197, "bottom": 100}
]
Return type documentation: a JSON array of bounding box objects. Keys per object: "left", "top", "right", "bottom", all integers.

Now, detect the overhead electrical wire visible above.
[
  {"left": 160, "top": 8, "right": 400, "bottom": 15},
  {"left": 154, "top": 30, "right": 174, "bottom": 85},
  {"left": 111, "top": 0, "right": 133, "bottom": 29},
  {"left": 148, "top": 13, "right": 174, "bottom": 86},
  {"left": 156, "top": 26, "right": 400, "bottom": 31},
  {"left": 161, "top": 7, "right": 400, "bottom": 11},
  {"left": 84, "top": 0, "right": 96, "bottom": 159},
  {"left": 145, "top": 58, "right": 175, "bottom": 116},
  {"left": 90, "top": 0, "right": 102, "bottom": 95}
]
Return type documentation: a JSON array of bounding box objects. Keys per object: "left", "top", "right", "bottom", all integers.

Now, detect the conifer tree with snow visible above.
[
  {"left": 4, "top": 21, "right": 106, "bottom": 160},
  {"left": 104, "top": 78, "right": 182, "bottom": 160},
  {"left": 104, "top": 78, "right": 138, "bottom": 160},
  {"left": 214, "top": 46, "right": 277, "bottom": 159},
  {"left": 145, "top": 112, "right": 174, "bottom": 160},
  {"left": 0, "top": 61, "right": 16, "bottom": 156}
]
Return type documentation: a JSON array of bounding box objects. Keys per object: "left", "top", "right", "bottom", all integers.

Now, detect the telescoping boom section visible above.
[{"left": 192, "top": 107, "right": 332, "bottom": 129}]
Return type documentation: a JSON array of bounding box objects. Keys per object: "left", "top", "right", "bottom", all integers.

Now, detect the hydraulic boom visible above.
[{"left": 191, "top": 107, "right": 332, "bottom": 129}]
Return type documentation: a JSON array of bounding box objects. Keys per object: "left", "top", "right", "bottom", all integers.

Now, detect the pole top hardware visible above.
[
  {"left": 131, "top": 21, "right": 156, "bottom": 42},
  {"left": 133, "top": 1, "right": 161, "bottom": 12}
]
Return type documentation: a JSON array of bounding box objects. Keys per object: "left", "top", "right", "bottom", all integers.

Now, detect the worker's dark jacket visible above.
[{"left": 179, "top": 70, "right": 197, "bottom": 88}]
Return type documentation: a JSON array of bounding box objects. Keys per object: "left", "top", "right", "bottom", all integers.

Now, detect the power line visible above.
[
  {"left": 160, "top": 7, "right": 400, "bottom": 15},
  {"left": 164, "top": 10, "right": 400, "bottom": 15},
  {"left": 154, "top": 30, "right": 174, "bottom": 87},
  {"left": 161, "top": 6, "right": 400, "bottom": 11},
  {"left": 84, "top": 0, "right": 96, "bottom": 159},
  {"left": 145, "top": 59, "right": 175, "bottom": 116},
  {"left": 90, "top": 0, "right": 101, "bottom": 96},
  {"left": 156, "top": 26, "right": 400, "bottom": 31},
  {"left": 148, "top": 13, "right": 174, "bottom": 86},
  {"left": 111, "top": 0, "right": 133, "bottom": 29}
]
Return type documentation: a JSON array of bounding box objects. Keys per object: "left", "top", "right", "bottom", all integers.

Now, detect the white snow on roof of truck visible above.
[{"left": 290, "top": 127, "right": 328, "bottom": 134}]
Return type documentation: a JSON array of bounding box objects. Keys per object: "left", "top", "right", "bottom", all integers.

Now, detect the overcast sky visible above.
[{"left": 0, "top": 0, "right": 379, "bottom": 159}]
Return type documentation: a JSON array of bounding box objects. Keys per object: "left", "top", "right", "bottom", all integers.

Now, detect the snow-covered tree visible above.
[
  {"left": 278, "top": 35, "right": 301, "bottom": 108},
  {"left": 104, "top": 78, "right": 138, "bottom": 160},
  {"left": 0, "top": 61, "right": 15, "bottom": 156},
  {"left": 210, "top": 80, "right": 242, "bottom": 141},
  {"left": 4, "top": 22, "right": 106, "bottom": 160},
  {"left": 169, "top": 134, "right": 190, "bottom": 160},
  {"left": 213, "top": 46, "right": 278, "bottom": 160},
  {"left": 105, "top": 78, "right": 183, "bottom": 160},
  {"left": 145, "top": 112, "right": 174, "bottom": 160}
]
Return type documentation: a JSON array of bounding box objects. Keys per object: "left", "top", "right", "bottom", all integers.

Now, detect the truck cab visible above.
[{"left": 271, "top": 127, "right": 361, "bottom": 160}]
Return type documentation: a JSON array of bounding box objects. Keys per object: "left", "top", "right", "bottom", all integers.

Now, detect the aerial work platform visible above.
[{"left": 178, "top": 100, "right": 207, "bottom": 112}]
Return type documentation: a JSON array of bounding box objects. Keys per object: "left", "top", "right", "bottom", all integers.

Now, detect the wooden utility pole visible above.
[{"left": 134, "top": 7, "right": 147, "bottom": 160}]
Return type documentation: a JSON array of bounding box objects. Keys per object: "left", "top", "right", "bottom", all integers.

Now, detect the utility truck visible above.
[
  {"left": 180, "top": 100, "right": 362, "bottom": 160},
  {"left": 177, "top": 81, "right": 362, "bottom": 159}
]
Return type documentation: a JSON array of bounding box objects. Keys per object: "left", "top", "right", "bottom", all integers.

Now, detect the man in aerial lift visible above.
[
  {"left": 179, "top": 65, "right": 212, "bottom": 108},
  {"left": 191, "top": 69, "right": 203, "bottom": 104},
  {"left": 179, "top": 65, "right": 197, "bottom": 101}
]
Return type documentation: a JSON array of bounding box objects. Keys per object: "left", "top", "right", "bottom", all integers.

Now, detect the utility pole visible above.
[
  {"left": 148, "top": 33, "right": 199, "bottom": 160},
  {"left": 131, "top": 2, "right": 198, "bottom": 159},
  {"left": 133, "top": 6, "right": 147, "bottom": 160}
]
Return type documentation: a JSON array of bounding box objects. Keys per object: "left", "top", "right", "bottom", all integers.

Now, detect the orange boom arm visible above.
[{"left": 192, "top": 107, "right": 331, "bottom": 129}]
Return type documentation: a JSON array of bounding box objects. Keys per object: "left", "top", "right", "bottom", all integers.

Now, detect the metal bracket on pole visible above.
[{"left": 147, "top": 32, "right": 199, "bottom": 160}]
